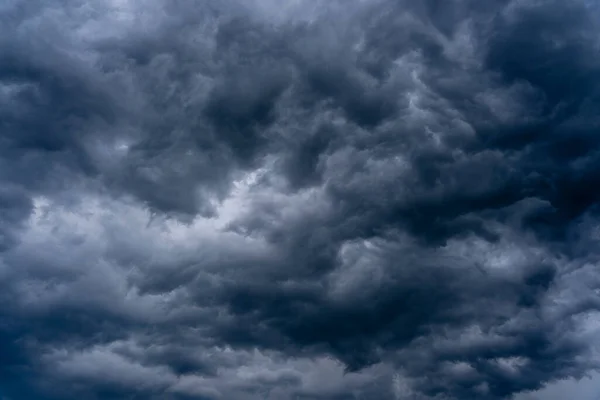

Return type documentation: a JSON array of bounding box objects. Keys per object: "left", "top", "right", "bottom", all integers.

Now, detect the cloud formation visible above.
[{"left": 1, "top": 0, "right": 600, "bottom": 399}]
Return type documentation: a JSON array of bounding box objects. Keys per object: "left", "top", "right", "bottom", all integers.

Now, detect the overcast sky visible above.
[{"left": 1, "top": 0, "right": 600, "bottom": 399}]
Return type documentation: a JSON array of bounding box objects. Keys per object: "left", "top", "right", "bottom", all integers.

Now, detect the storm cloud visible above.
[{"left": 1, "top": 0, "right": 600, "bottom": 399}]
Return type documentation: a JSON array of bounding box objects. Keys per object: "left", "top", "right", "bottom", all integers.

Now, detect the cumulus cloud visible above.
[{"left": 2, "top": 0, "right": 600, "bottom": 399}]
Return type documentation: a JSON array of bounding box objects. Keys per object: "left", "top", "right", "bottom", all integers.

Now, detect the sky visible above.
[{"left": 1, "top": 0, "right": 600, "bottom": 399}]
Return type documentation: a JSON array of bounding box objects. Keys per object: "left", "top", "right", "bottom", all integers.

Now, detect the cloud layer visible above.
[{"left": 2, "top": 0, "right": 600, "bottom": 399}]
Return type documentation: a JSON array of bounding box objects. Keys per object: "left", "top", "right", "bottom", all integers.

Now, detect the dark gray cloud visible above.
[{"left": 1, "top": 0, "right": 600, "bottom": 399}]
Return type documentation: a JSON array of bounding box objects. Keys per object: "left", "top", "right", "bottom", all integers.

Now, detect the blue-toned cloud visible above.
[{"left": 1, "top": 1, "right": 600, "bottom": 399}]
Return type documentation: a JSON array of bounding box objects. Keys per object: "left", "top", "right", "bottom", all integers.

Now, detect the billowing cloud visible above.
[{"left": 1, "top": 0, "right": 600, "bottom": 399}]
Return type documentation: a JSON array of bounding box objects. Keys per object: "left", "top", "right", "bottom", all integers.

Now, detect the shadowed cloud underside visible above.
[{"left": 1, "top": 0, "right": 600, "bottom": 399}]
